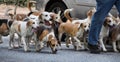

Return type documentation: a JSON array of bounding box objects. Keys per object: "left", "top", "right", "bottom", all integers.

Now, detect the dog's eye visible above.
[
  {"left": 56, "top": 17, "right": 58, "bottom": 19},
  {"left": 84, "top": 26, "right": 86, "bottom": 27},
  {"left": 108, "top": 20, "right": 111, "bottom": 22},
  {"left": 45, "top": 15, "right": 48, "bottom": 17},
  {"left": 33, "top": 22, "right": 35, "bottom": 24},
  {"left": 52, "top": 44, "right": 55, "bottom": 47}
]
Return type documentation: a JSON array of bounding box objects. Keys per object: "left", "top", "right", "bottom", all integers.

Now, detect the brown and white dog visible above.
[
  {"left": 50, "top": 9, "right": 90, "bottom": 50},
  {"left": 61, "top": 8, "right": 95, "bottom": 50},
  {"left": 108, "top": 15, "right": 120, "bottom": 52},
  {"left": 9, "top": 19, "right": 39, "bottom": 52},
  {"left": 34, "top": 25, "right": 58, "bottom": 54},
  {"left": 99, "top": 16, "right": 115, "bottom": 52},
  {"left": 27, "top": 0, "right": 53, "bottom": 26},
  {"left": 0, "top": 19, "right": 13, "bottom": 43},
  {"left": 5, "top": 7, "right": 27, "bottom": 21}
]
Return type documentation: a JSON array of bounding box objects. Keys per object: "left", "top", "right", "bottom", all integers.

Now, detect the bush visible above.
[{"left": 0, "top": 0, "right": 27, "bottom": 7}]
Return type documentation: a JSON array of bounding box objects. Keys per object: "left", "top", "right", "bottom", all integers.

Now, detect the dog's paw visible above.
[
  {"left": 24, "top": 50, "right": 31, "bottom": 52},
  {"left": 36, "top": 49, "right": 41, "bottom": 52},
  {"left": 18, "top": 46, "right": 22, "bottom": 48},
  {"left": 102, "top": 49, "right": 107, "bottom": 52},
  {"left": 66, "top": 45, "right": 69, "bottom": 48},
  {"left": 114, "top": 50, "right": 119, "bottom": 53}
]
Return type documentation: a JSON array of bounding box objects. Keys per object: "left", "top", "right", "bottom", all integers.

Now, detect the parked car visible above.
[{"left": 35, "top": 0, "right": 117, "bottom": 21}]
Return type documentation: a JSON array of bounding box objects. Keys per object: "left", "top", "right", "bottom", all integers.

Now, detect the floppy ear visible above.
[
  {"left": 39, "top": 13, "right": 42, "bottom": 20},
  {"left": 103, "top": 17, "right": 109, "bottom": 26},
  {"left": 27, "top": 20, "right": 33, "bottom": 26},
  {"left": 50, "top": 13, "right": 56, "bottom": 18}
]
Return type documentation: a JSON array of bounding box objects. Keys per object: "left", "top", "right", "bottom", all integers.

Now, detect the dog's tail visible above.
[
  {"left": 14, "top": 0, "right": 19, "bottom": 15},
  {"left": 5, "top": 8, "right": 12, "bottom": 16},
  {"left": 27, "top": 0, "right": 36, "bottom": 12},
  {"left": 64, "top": 8, "right": 73, "bottom": 22}
]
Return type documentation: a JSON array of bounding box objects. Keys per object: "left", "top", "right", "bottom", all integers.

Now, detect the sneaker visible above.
[{"left": 88, "top": 43, "right": 100, "bottom": 54}]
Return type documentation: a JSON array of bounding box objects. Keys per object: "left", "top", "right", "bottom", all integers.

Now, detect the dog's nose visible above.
[
  {"left": 52, "top": 49, "right": 57, "bottom": 54},
  {"left": 37, "top": 26, "right": 39, "bottom": 29},
  {"left": 50, "top": 18, "right": 53, "bottom": 21},
  {"left": 86, "top": 29, "right": 89, "bottom": 33}
]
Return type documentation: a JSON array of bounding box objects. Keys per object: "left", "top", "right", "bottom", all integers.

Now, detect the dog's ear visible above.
[
  {"left": 80, "top": 23, "right": 84, "bottom": 27},
  {"left": 104, "top": 17, "right": 109, "bottom": 26},
  {"left": 39, "top": 13, "right": 42, "bottom": 20},
  {"left": 27, "top": 20, "right": 34, "bottom": 26},
  {"left": 50, "top": 13, "right": 56, "bottom": 19}
]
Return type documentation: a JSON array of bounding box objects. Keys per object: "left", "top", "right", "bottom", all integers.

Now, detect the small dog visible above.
[
  {"left": 99, "top": 16, "right": 115, "bottom": 52},
  {"left": 61, "top": 8, "right": 95, "bottom": 50},
  {"left": 34, "top": 25, "right": 58, "bottom": 54},
  {"left": 27, "top": 1, "right": 53, "bottom": 26},
  {"left": 9, "top": 19, "right": 39, "bottom": 52},
  {"left": 108, "top": 15, "right": 120, "bottom": 52},
  {"left": 0, "top": 19, "right": 13, "bottom": 44}
]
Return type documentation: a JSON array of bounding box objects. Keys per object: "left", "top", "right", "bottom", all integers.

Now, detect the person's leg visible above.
[{"left": 88, "top": 0, "right": 116, "bottom": 45}]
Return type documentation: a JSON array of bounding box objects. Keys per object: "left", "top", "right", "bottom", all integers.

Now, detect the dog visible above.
[
  {"left": 5, "top": 7, "right": 27, "bottom": 21},
  {"left": 34, "top": 25, "right": 58, "bottom": 54},
  {"left": 27, "top": 0, "right": 53, "bottom": 26},
  {"left": 99, "top": 16, "right": 115, "bottom": 52},
  {"left": 108, "top": 15, "right": 120, "bottom": 52},
  {"left": 9, "top": 18, "right": 39, "bottom": 52},
  {"left": 0, "top": 19, "right": 13, "bottom": 44},
  {"left": 61, "top": 8, "right": 95, "bottom": 50}
]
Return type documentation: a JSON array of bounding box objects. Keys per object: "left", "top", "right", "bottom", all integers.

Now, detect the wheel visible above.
[{"left": 46, "top": 2, "right": 67, "bottom": 22}]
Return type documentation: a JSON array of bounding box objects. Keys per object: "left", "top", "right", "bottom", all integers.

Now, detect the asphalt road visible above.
[{"left": 0, "top": 36, "right": 120, "bottom": 62}]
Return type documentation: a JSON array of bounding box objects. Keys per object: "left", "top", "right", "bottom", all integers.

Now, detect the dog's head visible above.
[
  {"left": 39, "top": 12, "right": 53, "bottom": 26},
  {"left": 47, "top": 35, "right": 58, "bottom": 54},
  {"left": 50, "top": 11, "right": 62, "bottom": 23},
  {"left": 80, "top": 22, "right": 90, "bottom": 32},
  {"left": 104, "top": 17, "right": 115, "bottom": 27},
  {"left": 27, "top": 19, "right": 39, "bottom": 29},
  {"left": 76, "top": 22, "right": 89, "bottom": 32}
]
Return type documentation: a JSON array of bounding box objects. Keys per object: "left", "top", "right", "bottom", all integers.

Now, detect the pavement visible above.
[{"left": 0, "top": 36, "right": 120, "bottom": 62}]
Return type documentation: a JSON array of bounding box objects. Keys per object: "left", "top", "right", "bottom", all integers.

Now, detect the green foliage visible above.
[{"left": 0, "top": 0, "right": 27, "bottom": 7}]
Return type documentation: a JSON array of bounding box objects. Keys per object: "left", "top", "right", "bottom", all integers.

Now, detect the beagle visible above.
[
  {"left": 99, "top": 16, "right": 115, "bottom": 52},
  {"left": 34, "top": 25, "right": 58, "bottom": 54},
  {"left": 9, "top": 19, "right": 39, "bottom": 52},
  {"left": 0, "top": 19, "right": 13, "bottom": 43}
]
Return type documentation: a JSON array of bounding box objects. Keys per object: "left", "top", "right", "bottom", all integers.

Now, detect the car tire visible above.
[{"left": 46, "top": 2, "right": 67, "bottom": 22}]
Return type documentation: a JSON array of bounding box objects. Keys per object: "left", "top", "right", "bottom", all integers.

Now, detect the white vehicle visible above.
[{"left": 36, "top": 0, "right": 117, "bottom": 21}]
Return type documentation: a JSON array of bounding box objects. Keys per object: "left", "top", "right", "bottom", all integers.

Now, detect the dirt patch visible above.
[{"left": 0, "top": 4, "right": 30, "bottom": 19}]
